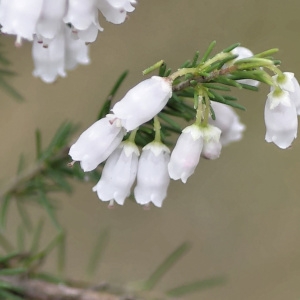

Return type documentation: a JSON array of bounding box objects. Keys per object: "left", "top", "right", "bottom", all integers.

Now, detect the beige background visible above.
[{"left": 1, "top": 1, "right": 300, "bottom": 299}]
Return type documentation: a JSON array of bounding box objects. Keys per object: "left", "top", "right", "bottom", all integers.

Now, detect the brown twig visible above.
[{"left": 1, "top": 276, "right": 127, "bottom": 300}]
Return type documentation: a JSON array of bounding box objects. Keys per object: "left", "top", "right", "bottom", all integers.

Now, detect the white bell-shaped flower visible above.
[
  {"left": 97, "top": 0, "right": 136, "bottom": 24},
  {"left": 209, "top": 101, "right": 245, "bottom": 146},
  {"left": 64, "top": 0, "right": 103, "bottom": 32},
  {"left": 264, "top": 89, "right": 298, "bottom": 149},
  {"left": 273, "top": 72, "right": 295, "bottom": 93},
  {"left": 201, "top": 125, "right": 222, "bottom": 160},
  {"left": 112, "top": 76, "right": 172, "bottom": 131},
  {"left": 134, "top": 142, "right": 170, "bottom": 208},
  {"left": 231, "top": 46, "right": 260, "bottom": 87},
  {"left": 36, "top": 0, "right": 67, "bottom": 42},
  {"left": 93, "top": 141, "right": 139, "bottom": 205},
  {"left": 290, "top": 76, "right": 300, "bottom": 115},
  {"left": 32, "top": 28, "right": 66, "bottom": 83},
  {"left": 69, "top": 115, "right": 125, "bottom": 172},
  {"left": 168, "top": 124, "right": 204, "bottom": 183},
  {"left": 273, "top": 72, "right": 300, "bottom": 115},
  {"left": 77, "top": 23, "right": 100, "bottom": 43},
  {"left": 0, "top": 0, "right": 43, "bottom": 41},
  {"left": 64, "top": 26, "right": 90, "bottom": 70}
]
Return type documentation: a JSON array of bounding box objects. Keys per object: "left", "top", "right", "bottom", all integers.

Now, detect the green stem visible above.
[
  {"left": 202, "top": 92, "right": 210, "bottom": 126},
  {"left": 153, "top": 116, "right": 161, "bottom": 142},
  {"left": 128, "top": 129, "right": 138, "bottom": 143},
  {"left": 169, "top": 67, "right": 198, "bottom": 81}
]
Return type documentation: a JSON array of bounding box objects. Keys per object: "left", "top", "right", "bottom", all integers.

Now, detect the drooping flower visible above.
[
  {"left": 134, "top": 142, "right": 170, "bottom": 207},
  {"left": 0, "top": 0, "right": 44, "bottom": 43},
  {"left": 93, "top": 141, "right": 139, "bottom": 205},
  {"left": 273, "top": 72, "right": 300, "bottom": 115},
  {"left": 231, "top": 46, "right": 260, "bottom": 87},
  {"left": 112, "top": 76, "right": 173, "bottom": 131},
  {"left": 64, "top": 26, "right": 90, "bottom": 70},
  {"left": 201, "top": 125, "right": 222, "bottom": 160},
  {"left": 36, "top": 0, "right": 67, "bottom": 44},
  {"left": 264, "top": 89, "right": 298, "bottom": 149},
  {"left": 32, "top": 25, "right": 90, "bottom": 82},
  {"left": 32, "top": 28, "right": 66, "bottom": 83},
  {"left": 97, "top": 0, "right": 136, "bottom": 24},
  {"left": 168, "top": 124, "right": 204, "bottom": 183},
  {"left": 69, "top": 115, "right": 125, "bottom": 172},
  {"left": 209, "top": 101, "right": 245, "bottom": 146}
]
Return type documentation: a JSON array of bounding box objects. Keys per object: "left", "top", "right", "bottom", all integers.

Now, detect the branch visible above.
[
  {"left": 1, "top": 276, "right": 123, "bottom": 300},
  {"left": 172, "top": 65, "right": 237, "bottom": 92}
]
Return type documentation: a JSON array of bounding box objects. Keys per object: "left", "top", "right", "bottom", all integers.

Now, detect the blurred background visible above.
[{"left": 1, "top": 0, "right": 300, "bottom": 299}]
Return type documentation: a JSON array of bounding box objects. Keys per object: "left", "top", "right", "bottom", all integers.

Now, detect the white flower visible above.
[
  {"left": 273, "top": 72, "right": 295, "bottom": 93},
  {"left": 209, "top": 101, "right": 245, "bottom": 146},
  {"left": 36, "top": 0, "right": 67, "bottom": 42},
  {"left": 201, "top": 125, "right": 222, "bottom": 160},
  {"left": 134, "top": 142, "right": 170, "bottom": 207},
  {"left": 168, "top": 124, "right": 203, "bottom": 183},
  {"left": 64, "top": 26, "right": 90, "bottom": 70},
  {"left": 64, "top": 0, "right": 102, "bottom": 31},
  {"left": 69, "top": 115, "right": 125, "bottom": 172},
  {"left": 0, "top": 0, "right": 43, "bottom": 42},
  {"left": 32, "top": 28, "right": 66, "bottom": 83},
  {"left": 290, "top": 76, "right": 300, "bottom": 115},
  {"left": 231, "top": 46, "right": 260, "bottom": 87},
  {"left": 93, "top": 142, "right": 139, "bottom": 205},
  {"left": 112, "top": 76, "right": 172, "bottom": 131},
  {"left": 32, "top": 25, "right": 90, "bottom": 82},
  {"left": 273, "top": 72, "right": 300, "bottom": 115},
  {"left": 97, "top": 0, "right": 136, "bottom": 24},
  {"left": 264, "top": 89, "right": 298, "bottom": 149}
]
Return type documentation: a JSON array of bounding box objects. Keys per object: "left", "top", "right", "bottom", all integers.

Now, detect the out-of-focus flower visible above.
[
  {"left": 69, "top": 115, "right": 125, "bottom": 172},
  {"left": 97, "top": 0, "right": 136, "bottom": 24},
  {"left": 36, "top": 0, "right": 67, "bottom": 44},
  {"left": 0, "top": 0, "right": 136, "bottom": 81},
  {"left": 32, "top": 25, "right": 90, "bottom": 82},
  {"left": 64, "top": 26, "right": 90, "bottom": 70},
  {"left": 264, "top": 89, "right": 298, "bottom": 149},
  {"left": 32, "top": 28, "right": 66, "bottom": 83},
  {"left": 201, "top": 125, "right": 222, "bottom": 160},
  {"left": 134, "top": 142, "right": 170, "bottom": 207},
  {"left": 209, "top": 101, "right": 245, "bottom": 146},
  {"left": 0, "top": 0, "right": 43, "bottom": 43},
  {"left": 112, "top": 76, "right": 173, "bottom": 131},
  {"left": 231, "top": 46, "right": 260, "bottom": 87},
  {"left": 93, "top": 142, "right": 139, "bottom": 205},
  {"left": 168, "top": 124, "right": 203, "bottom": 183}
]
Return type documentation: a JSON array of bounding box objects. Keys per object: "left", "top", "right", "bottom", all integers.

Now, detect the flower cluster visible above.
[
  {"left": 68, "top": 44, "right": 300, "bottom": 208},
  {"left": 69, "top": 75, "right": 245, "bottom": 207},
  {"left": 69, "top": 76, "right": 172, "bottom": 207},
  {"left": 0, "top": 0, "right": 136, "bottom": 83}
]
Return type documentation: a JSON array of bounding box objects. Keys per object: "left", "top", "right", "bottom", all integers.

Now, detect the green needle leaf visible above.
[
  {"left": 87, "top": 228, "right": 110, "bottom": 276},
  {"left": 142, "top": 242, "right": 191, "bottom": 291},
  {"left": 97, "top": 70, "right": 129, "bottom": 119},
  {"left": 200, "top": 40, "right": 216, "bottom": 63},
  {"left": 166, "top": 276, "right": 226, "bottom": 297}
]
